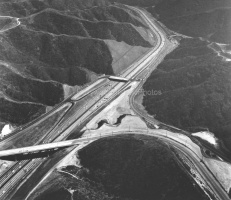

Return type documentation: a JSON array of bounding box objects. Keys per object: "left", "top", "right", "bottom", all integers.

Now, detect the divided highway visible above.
[
  {"left": 0, "top": 6, "right": 166, "bottom": 199},
  {"left": 0, "top": 6, "right": 229, "bottom": 200},
  {"left": 128, "top": 7, "right": 230, "bottom": 200}
]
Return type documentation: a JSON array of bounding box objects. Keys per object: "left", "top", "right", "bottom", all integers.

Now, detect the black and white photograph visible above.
[{"left": 0, "top": 0, "right": 230, "bottom": 199}]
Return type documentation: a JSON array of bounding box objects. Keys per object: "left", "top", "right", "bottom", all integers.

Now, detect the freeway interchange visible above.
[{"left": 0, "top": 6, "right": 230, "bottom": 200}]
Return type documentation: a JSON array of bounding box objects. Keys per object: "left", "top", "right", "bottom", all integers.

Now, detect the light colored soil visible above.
[
  {"left": 82, "top": 115, "right": 148, "bottom": 138},
  {"left": 63, "top": 84, "right": 81, "bottom": 99},
  {"left": 0, "top": 160, "right": 16, "bottom": 175},
  {"left": 134, "top": 26, "right": 156, "bottom": 46},
  {"left": 55, "top": 144, "right": 90, "bottom": 169},
  {"left": 204, "top": 158, "right": 231, "bottom": 193},
  {"left": 105, "top": 40, "right": 150, "bottom": 75},
  {"left": 83, "top": 81, "right": 139, "bottom": 130},
  {"left": 80, "top": 67, "right": 99, "bottom": 82},
  {"left": 46, "top": 106, "right": 53, "bottom": 112},
  {"left": 117, "top": 115, "right": 147, "bottom": 130}
]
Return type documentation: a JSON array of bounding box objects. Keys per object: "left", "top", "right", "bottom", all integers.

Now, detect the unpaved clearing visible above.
[
  {"left": 84, "top": 81, "right": 139, "bottom": 130},
  {"left": 0, "top": 160, "right": 15, "bottom": 175},
  {"left": 134, "top": 26, "right": 156, "bottom": 45},
  {"left": 105, "top": 40, "right": 150, "bottom": 74},
  {"left": 63, "top": 84, "right": 82, "bottom": 99},
  {"left": 204, "top": 158, "right": 231, "bottom": 193}
]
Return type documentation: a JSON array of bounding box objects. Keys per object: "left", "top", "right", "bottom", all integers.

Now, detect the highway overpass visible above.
[{"left": 0, "top": 6, "right": 229, "bottom": 200}]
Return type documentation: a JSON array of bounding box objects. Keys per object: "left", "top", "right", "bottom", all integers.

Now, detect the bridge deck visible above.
[{"left": 0, "top": 138, "right": 89, "bottom": 157}]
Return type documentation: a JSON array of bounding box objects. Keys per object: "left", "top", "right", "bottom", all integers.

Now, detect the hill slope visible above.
[
  {"left": 0, "top": 0, "right": 153, "bottom": 127},
  {"left": 28, "top": 135, "right": 209, "bottom": 200},
  {"left": 111, "top": 0, "right": 231, "bottom": 153}
]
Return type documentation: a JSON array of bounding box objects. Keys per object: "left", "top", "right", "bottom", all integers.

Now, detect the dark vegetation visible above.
[
  {"left": 0, "top": 0, "right": 151, "bottom": 126},
  {"left": 0, "top": 17, "right": 17, "bottom": 31},
  {"left": 152, "top": 0, "right": 231, "bottom": 43},
  {"left": 109, "top": 0, "right": 231, "bottom": 153},
  {"left": 0, "top": 98, "right": 45, "bottom": 125},
  {"left": 0, "top": 0, "right": 109, "bottom": 17},
  {"left": 20, "top": 9, "right": 151, "bottom": 47},
  {"left": 0, "top": 104, "right": 70, "bottom": 150},
  {"left": 32, "top": 135, "right": 209, "bottom": 200},
  {"left": 0, "top": 0, "right": 228, "bottom": 199},
  {"left": 111, "top": 0, "right": 231, "bottom": 43},
  {"left": 0, "top": 63, "right": 63, "bottom": 105},
  {"left": 142, "top": 38, "right": 231, "bottom": 151}
]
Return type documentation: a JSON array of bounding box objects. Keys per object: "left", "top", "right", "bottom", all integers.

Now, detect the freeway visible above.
[
  {"left": 0, "top": 6, "right": 167, "bottom": 199},
  {"left": 0, "top": 78, "right": 109, "bottom": 146},
  {"left": 127, "top": 6, "right": 230, "bottom": 200},
  {"left": 2, "top": 126, "right": 229, "bottom": 200},
  {"left": 0, "top": 56, "right": 152, "bottom": 192},
  {"left": 0, "top": 5, "right": 228, "bottom": 200}
]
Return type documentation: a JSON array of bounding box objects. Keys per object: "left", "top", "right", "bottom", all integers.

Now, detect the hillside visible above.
[
  {"left": 0, "top": 0, "right": 229, "bottom": 199},
  {"left": 111, "top": 0, "right": 231, "bottom": 43},
  {"left": 28, "top": 135, "right": 209, "bottom": 200},
  {"left": 153, "top": 2, "right": 231, "bottom": 43},
  {"left": 0, "top": 0, "right": 153, "bottom": 127},
  {"left": 110, "top": 0, "right": 231, "bottom": 153},
  {"left": 142, "top": 37, "right": 231, "bottom": 151}
]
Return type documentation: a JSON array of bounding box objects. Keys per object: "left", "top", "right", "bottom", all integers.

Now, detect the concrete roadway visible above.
[
  {"left": 0, "top": 6, "right": 229, "bottom": 200},
  {"left": 1, "top": 127, "right": 229, "bottom": 200},
  {"left": 127, "top": 7, "right": 230, "bottom": 200},
  {"left": 0, "top": 78, "right": 109, "bottom": 146},
  {"left": 0, "top": 4, "right": 167, "bottom": 199}
]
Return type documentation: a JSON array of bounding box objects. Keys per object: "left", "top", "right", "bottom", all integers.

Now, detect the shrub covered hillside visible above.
[
  {"left": 30, "top": 135, "right": 209, "bottom": 200},
  {"left": 111, "top": 0, "right": 231, "bottom": 43},
  {"left": 142, "top": 38, "right": 231, "bottom": 151},
  {"left": 110, "top": 0, "right": 231, "bottom": 152},
  {"left": 0, "top": 0, "right": 153, "bottom": 126}
]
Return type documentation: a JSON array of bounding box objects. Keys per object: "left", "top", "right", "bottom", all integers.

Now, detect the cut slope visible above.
[
  {"left": 27, "top": 135, "right": 209, "bottom": 200},
  {"left": 0, "top": 0, "right": 154, "bottom": 126},
  {"left": 20, "top": 9, "right": 152, "bottom": 47}
]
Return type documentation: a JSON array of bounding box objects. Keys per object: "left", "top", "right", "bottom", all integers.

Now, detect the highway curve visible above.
[
  {"left": 0, "top": 5, "right": 168, "bottom": 199},
  {"left": 0, "top": 6, "right": 229, "bottom": 200},
  {"left": 128, "top": 6, "right": 230, "bottom": 200}
]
